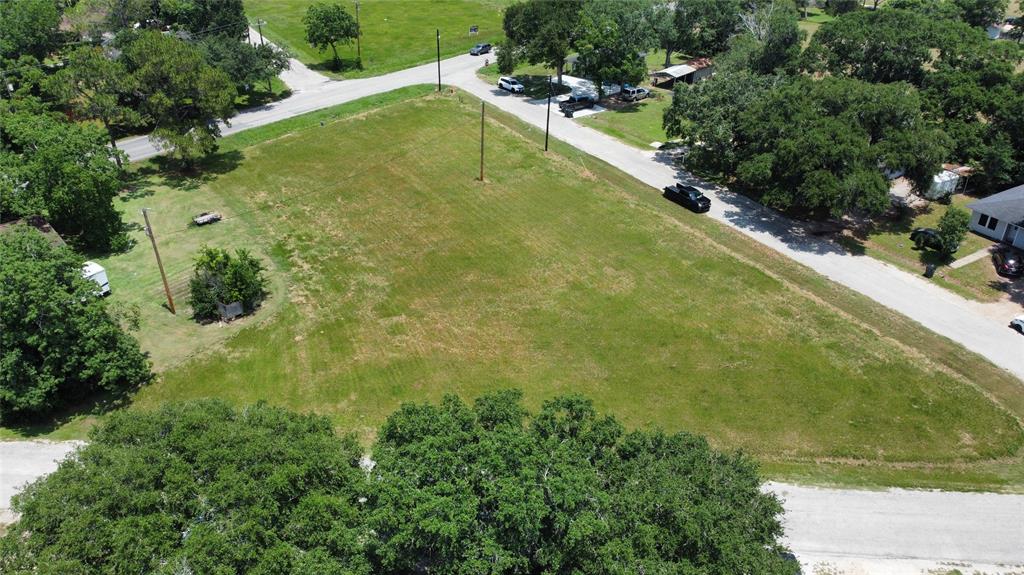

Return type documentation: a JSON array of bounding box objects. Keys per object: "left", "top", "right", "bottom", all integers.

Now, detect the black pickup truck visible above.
[{"left": 559, "top": 94, "right": 597, "bottom": 117}]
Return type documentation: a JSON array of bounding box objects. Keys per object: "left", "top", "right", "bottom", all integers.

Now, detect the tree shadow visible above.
[
  {"left": 309, "top": 56, "right": 361, "bottom": 74},
  {"left": 132, "top": 150, "right": 246, "bottom": 192},
  {"left": 988, "top": 277, "right": 1024, "bottom": 307},
  {"left": 1, "top": 382, "right": 143, "bottom": 438}
]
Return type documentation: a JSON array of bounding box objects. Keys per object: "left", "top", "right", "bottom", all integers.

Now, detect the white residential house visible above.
[{"left": 966, "top": 183, "right": 1024, "bottom": 250}]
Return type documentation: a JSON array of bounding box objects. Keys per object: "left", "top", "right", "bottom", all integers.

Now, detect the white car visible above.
[
  {"left": 498, "top": 77, "right": 524, "bottom": 93},
  {"left": 1011, "top": 315, "right": 1024, "bottom": 334}
]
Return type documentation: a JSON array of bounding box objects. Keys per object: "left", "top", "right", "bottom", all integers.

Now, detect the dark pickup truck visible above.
[
  {"left": 559, "top": 94, "right": 596, "bottom": 117},
  {"left": 663, "top": 184, "right": 711, "bottom": 213}
]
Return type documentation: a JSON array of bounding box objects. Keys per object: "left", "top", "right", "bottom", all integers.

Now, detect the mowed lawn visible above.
[
  {"left": 102, "top": 90, "right": 1024, "bottom": 485},
  {"left": 244, "top": 0, "right": 509, "bottom": 77},
  {"left": 579, "top": 88, "right": 673, "bottom": 149}
]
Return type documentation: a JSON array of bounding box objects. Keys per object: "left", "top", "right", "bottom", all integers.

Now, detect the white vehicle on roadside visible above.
[
  {"left": 1011, "top": 315, "right": 1024, "bottom": 334},
  {"left": 498, "top": 76, "right": 525, "bottom": 93}
]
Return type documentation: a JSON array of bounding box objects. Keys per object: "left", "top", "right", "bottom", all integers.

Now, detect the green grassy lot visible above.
[
  {"left": 798, "top": 7, "right": 836, "bottom": 43},
  {"left": 837, "top": 195, "right": 1010, "bottom": 302},
  {"left": 5, "top": 87, "right": 1024, "bottom": 491},
  {"left": 244, "top": 0, "right": 509, "bottom": 78},
  {"left": 578, "top": 88, "right": 673, "bottom": 149}
]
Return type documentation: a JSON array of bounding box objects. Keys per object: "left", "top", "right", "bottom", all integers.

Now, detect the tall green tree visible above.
[
  {"left": 650, "top": 0, "right": 680, "bottom": 66},
  {"left": 0, "top": 0, "right": 62, "bottom": 61},
  {"left": 0, "top": 400, "right": 370, "bottom": 573},
  {"left": 121, "top": 31, "right": 237, "bottom": 166},
  {"left": 0, "top": 112, "right": 129, "bottom": 250},
  {"left": 952, "top": 0, "right": 1007, "bottom": 27},
  {"left": 0, "top": 226, "right": 150, "bottom": 422},
  {"left": 503, "top": 0, "right": 585, "bottom": 84},
  {"left": 734, "top": 77, "right": 950, "bottom": 218},
  {"left": 937, "top": 205, "right": 970, "bottom": 255},
  {"left": 158, "top": 0, "right": 248, "bottom": 37},
  {"left": 44, "top": 46, "right": 140, "bottom": 162},
  {"left": 674, "top": 0, "right": 742, "bottom": 57},
  {"left": 304, "top": 2, "right": 359, "bottom": 70},
  {"left": 199, "top": 35, "right": 290, "bottom": 92},
  {"left": 802, "top": 9, "right": 940, "bottom": 85},
  {"left": 663, "top": 70, "right": 782, "bottom": 175},
  {"left": 736, "top": 0, "right": 804, "bottom": 74},
  {"left": 369, "top": 391, "right": 794, "bottom": 574},
  {"left": 574, "top": 0, "right": 655, "bottom": 98}
]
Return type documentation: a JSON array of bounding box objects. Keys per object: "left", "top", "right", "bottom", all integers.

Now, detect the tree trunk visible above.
[
  {"left": 556, "top": 60, "right": 564, "bottom": 86},
  {"left": 663, "top": 47, "right": 672, "bottom": 67},
  {"left": 104, "top": 120, "right": 122, "bottom": 168},
  {"left": 331, "top": 43, "right": 340, "bottom": 70}
]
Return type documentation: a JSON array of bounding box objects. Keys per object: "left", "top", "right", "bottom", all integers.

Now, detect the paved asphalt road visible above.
[{"left": 2, "top": 442, "right": 1022, "bottom": 573}]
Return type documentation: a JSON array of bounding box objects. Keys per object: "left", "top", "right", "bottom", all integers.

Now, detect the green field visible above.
[
  {"left": 245, "top": 0, "right": 509, "bottom": 77},
  {"left": 6, "top": 87, "right": 1024, "bottom": 491}
]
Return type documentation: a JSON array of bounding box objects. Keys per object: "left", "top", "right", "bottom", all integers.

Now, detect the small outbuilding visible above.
[
  {"left": 651, "top": 58, "right": 714, "bottom": 88},
  {"left": 966, "top": 183, "right": 1024, "bottom": 249}
]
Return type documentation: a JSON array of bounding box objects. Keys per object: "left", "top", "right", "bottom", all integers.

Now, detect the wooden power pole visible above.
[
  {"left": 479, "top": 101, "right": 485, "bottom": 181},
  {"left": 142, "top": 208, "right": 175, "bottom": 315}
]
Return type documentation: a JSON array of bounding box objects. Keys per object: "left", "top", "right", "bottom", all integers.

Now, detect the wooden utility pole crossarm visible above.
[{"left": 142, "top": 208, "right": 175, "bottom": 315}]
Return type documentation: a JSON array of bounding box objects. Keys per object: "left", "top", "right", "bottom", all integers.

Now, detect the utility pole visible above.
[
  {"left": 355, "top": 1, "right": 362, "bottom": 69},
  {"left": 436, "top": 29, "right": 441, "bottom": 91},
  {"left": 545, "top": 75, "right": 552, "bottom": 152},
  {"left": 478, "top": 102, "right": 485, "bottom": 181},
  {"left": 141, "top": 208, "right": 175, "bottom": 315}
]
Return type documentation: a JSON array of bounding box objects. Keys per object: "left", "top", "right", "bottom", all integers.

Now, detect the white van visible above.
[{"left": 82, "top": 261, "right": 111, "bottom": 296}]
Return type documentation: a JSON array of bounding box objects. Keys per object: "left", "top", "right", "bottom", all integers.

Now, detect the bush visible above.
[
  {"left": 938, "top": 205, "right": 971, "bottom": 256},
  {"left": 0, "top": 226, "right": 151, "bottom": 422},
  {"left": 188, "top": 246, "right": 268, "bottom": 322}
]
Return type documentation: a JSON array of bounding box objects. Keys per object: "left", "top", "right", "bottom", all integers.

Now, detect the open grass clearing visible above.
[
  {"left": 4, "top": 87, "right": 1024, "bottom": 491},
  {"left": 578, "top": 87, "right": 673, "bottom": 149},
  {"left": 837, "top": 195, "right": 1012, "bottom": 302},
  {"left": 244, "top": 0, "right": 509, "bottom": 78}
]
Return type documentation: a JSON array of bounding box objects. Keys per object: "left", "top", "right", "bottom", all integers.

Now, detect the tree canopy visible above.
[
  {"left": 1, "top": 392, "right": 794, "bottom": 573},
  {"left": 0, "top": 0, "right": 62, "bottom": 61},
  {"left": 0, "top": 112, "right": 130, "bottom": 251},
  {"left": 573, "top": 0, "right": 654, "bottom": 97},
  {"left": 503, "top": 0, "right": 585, "bottom": 84},
  {"left": 0, "top": 226, "right": 150, "bottom": 423},
  {"left": 199, "top": 35, "right": 291, "bottom": 91},
  {"left": 304, "top": 2, "right": 359, "bottom": 70},
  {"left": 674, "top": 0, "right": 742, "bottom": 57},
  {"left": 121, "top": 31, "right": 237, "bottom": 165},
  {"left": 45, "top": 46, "right": 141, "bottom": 158}
]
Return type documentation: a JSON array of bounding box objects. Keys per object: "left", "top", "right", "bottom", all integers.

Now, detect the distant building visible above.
[
  {"left": 967, "top": 183, "right": 1024, "bottom": 249},
  {"left": 650, "top": 58, "right": 714, "bottom": 88},
  {"left": 987, "top": 21, "right": 1017, "bottom": 40}
]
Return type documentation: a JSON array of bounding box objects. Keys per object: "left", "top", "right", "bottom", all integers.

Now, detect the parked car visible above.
[
  {"left": 497, "top": 76, "right": 524, "bottom": 93},
  {"left": 469, "top": 43, "right": 491, "bottom": 55},
  {"left": 992, "top": 247, "right": 1023, "bottom": 278},
  {"left": 663, "top": 184, "right": 711, "bottom": 213},
  {"left": 558, "top": 94, "right": 596, "bottom": 116},
  {"left": 1010, "top": 315, "right": 1024, "bottom": 334},
  {"left": 909, "top": 227, "right": 948, "bottom": 251},
  {"left": 621, "top": 86, "right": 650, "bottom": 101}
]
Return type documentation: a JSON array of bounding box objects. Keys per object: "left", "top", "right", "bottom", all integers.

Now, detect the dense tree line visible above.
[
  {"left": 660, "top": 0, "right": 1023, "bottom": 219},
  {"left": 0, "top": 392, "right": 797, "bottom": 574},
  {"left": 0, "top": 226, "right": 151, "bottom": 423}
]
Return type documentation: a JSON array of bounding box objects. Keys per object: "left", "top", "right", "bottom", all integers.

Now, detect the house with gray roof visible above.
[{"left": 967, "top": 183, "right": 1024, "bottom": 250}]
